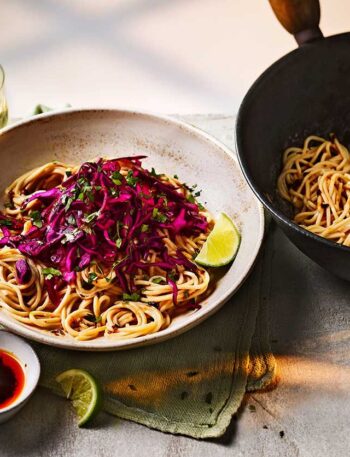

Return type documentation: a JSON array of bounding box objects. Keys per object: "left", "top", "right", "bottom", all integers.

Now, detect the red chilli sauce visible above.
[{"left": 0, "top": 350, "right": 25, "bottom": 409}]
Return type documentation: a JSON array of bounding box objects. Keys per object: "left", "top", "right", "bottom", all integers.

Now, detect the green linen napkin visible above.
[{"left": 34, "top": 238, "right": 276, "bottom": 439}]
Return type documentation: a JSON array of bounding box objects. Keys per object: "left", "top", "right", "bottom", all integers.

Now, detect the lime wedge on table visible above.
[
  {"left": 195, "top": 212, "right": 240, "bottom": 267},
  {"left": 55, "top": 369, "right": 102, "bottom": 427}
]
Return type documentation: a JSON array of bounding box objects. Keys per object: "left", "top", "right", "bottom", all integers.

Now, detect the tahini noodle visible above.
[{"left": 278, "top": 135, "right": 350, "bottom": 245}]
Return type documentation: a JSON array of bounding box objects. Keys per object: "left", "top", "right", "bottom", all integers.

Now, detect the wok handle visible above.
[{"left": 269, "top": 0, "right": 324, "bottom": 46}]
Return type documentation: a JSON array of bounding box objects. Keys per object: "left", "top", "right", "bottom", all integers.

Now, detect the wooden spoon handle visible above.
[{"left": 269, "top": 0, "right": 323, "bottom": 45}]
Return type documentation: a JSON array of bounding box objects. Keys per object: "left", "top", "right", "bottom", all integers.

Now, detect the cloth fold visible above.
[{"left": 35, "top": 237, "right": 276, "bottom": 439}]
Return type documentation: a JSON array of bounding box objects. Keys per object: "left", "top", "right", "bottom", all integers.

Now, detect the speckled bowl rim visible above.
[{"left": 0, "top": 108, "right": 264, "bottom": 351}]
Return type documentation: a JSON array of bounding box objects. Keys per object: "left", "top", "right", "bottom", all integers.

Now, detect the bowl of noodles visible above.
[{"left": 0, "top": 109, "right": 264, "bottom": 350}]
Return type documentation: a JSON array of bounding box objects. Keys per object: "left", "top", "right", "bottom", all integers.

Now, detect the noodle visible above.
[
  {"left": 277, "top": 135, "right": 350, "bottom": 246},
  {"left": 0, "top": 159, "right": 213, "bottom": 341}
]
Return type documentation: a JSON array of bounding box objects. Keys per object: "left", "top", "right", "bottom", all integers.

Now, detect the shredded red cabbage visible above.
[
  {"left": 15, "top": 259, "right": 31, "bottom": 284},
  {"left": 0, "top": 157, "right": 208, "bottom": 302}
]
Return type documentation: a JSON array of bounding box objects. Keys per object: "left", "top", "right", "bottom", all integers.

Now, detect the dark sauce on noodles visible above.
[{"left": 0, "top": 350, "right": 25, "bottom": 409}]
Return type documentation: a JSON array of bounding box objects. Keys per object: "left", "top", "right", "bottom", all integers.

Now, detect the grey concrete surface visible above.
[{"left": 1, "top": 115, "right": 349, "bottom": 457}]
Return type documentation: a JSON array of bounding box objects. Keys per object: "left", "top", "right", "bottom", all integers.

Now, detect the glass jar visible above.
[{"left": 0, "top": 65, "right": 8, "bottom": 128}]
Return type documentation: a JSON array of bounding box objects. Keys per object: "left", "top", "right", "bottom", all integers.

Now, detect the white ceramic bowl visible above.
[
  {"left": 0, "top": 109, "right": 264, "bottom": 350},
  {"left": 0, "top": 331, "right": 40, "bottom": 423}
]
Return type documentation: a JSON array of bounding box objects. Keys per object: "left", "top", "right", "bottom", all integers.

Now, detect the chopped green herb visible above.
[
  {"left": 198, "top": 202, "right": 205, "bottom": 211},
  {"left": 187, "top": 194, "right": 195, "bottom": 204},
  {"left": 123, "top": 292, "right": 140, "bottom": 302},
  {"left": 152, "top": 277, "right": 165, "bottom": 284},
  {"left": 42, "top": 267, "right": 62, "bottom": 280},
  {"left": 173, "top": 174, "right": 178, "bottom": 179},
  {"left": 74, "top": 179, "right": 96, "bottom": 202},
  {"left": 152, "top": 208, "right": 167, "bottom": 223},
  {"left": 126, "top": 170, "right": 138, "bottom": 187},
  {"left": 110, "top": 188, "right": 119, "bottom": 197},
  {"left": 65, "top": 197, "right": 74, "bottom": 211},
  {"left": 30, "top": 210, "right": 43, "bottom": 228},
  {"left": 184, "top": 183, "right": 201, "bottom": 197},
  {"left": 77, "top": 177, "right": 87, "bottom": 186},
  {"left": 115, "top": 221, "right": 122, "bottom": 248},
  {"left": 0, "top": 219, "right": 12, "bottom": 227},
  {"left": 87, "top": 272, "right": 98, "bottom": 284},
  {"left": 4, "top": 202, "right": 14, "bottom": 209},
  {"left": 141, "top": 224, "right": 149, "bottom": 233},
  {"left": 65, "top": 170, "right": 72, "bottom": 177},
  {"left": 157, "top": 214, "right": 167, "bottom": 223},
  {"left": 83, "top": 183, "right": 92, "bottom": 190},
  {"left": 62, "top": 195, "right": 74, "bottom": 211},
  {"left": 85, "top": 314, "right": 102, "bottom": 323},
  {"left": 83, "top": 211, "right": 100, "bottom": 224},
  {"left": 111, "top": 171, "right": 123, "bottom": 186},
  {"left": 150, "top": 167, "right": 159, "bottom": 177}
]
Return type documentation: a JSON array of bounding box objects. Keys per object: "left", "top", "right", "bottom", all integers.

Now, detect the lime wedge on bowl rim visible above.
[
  {"left": 56, "top": 369, "right": 102, "bottom": 427},
  {"left": 195, "top": 212, "right": 240, "bottom": 267}
]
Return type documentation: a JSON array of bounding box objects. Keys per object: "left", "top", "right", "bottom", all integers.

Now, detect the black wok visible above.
[{"left": 236, "top": 0, "right": 350, "bottom": 281}]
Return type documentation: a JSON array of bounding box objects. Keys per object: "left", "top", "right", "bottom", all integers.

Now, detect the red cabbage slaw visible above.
[{"left": 0, "top": 157, "right": 208, "bottom": 305}]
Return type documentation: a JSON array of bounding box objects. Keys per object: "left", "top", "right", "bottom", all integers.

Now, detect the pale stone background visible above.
[{"left": 1, "top": 0, "right": 349, "bottom": 117}]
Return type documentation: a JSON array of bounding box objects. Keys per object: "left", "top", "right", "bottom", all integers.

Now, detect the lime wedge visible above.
[
  {"left": 195, "top": 212, "right": 240, "bottom": 267},
  {"left": 55, "top": 369, "right": 102, "bottom": 427}
]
